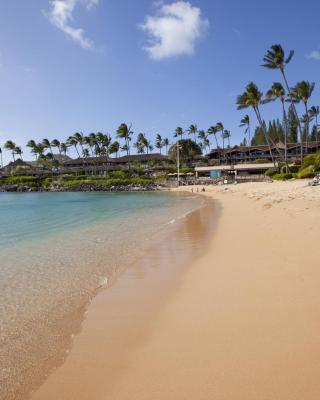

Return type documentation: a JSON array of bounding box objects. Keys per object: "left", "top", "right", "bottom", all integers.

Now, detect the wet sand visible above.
[{"left": 32, "top": 181, "right": 320, "bottom": 400}]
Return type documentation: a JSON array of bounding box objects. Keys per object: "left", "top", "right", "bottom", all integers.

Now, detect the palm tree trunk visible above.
[
  {"left": 254, "top": 107, "right": 276, "bottom": 167},
  {"left": 281, "top": 100, "right": 289, "bottom": 172},
  {"left": 304, "top": 102, "right": 309, "bottom": 155},
  {"left": 280, "top": 68, "right": 304, "bottom": 163}
]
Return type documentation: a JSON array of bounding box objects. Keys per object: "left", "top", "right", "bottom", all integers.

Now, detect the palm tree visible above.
[
  {"left": 4, "top": 141, "right": 17, "bottom": 162},
  {"left": 262, "top": 44, "right": 304, "bottom": 162},
  {"left": 237, "top": 82, "right": 276, "bottom": 166},
  {"left": 198, "top": 130, "right": 210, "bottom": 154},
  {"left": 207, "top": 126, "right": 219, "bottom": 148},
  {"left": 174, "top": 127, "right": 184, "bottom": 140},
  {"left": 67, "top": 136, "right": 80, "bottom": 158},
  {"left": 134, "top": 133, "right": 146, "bottom": 154},
  {"left": 291, "top": 81, "right": 315, "bottom": 150},
  {"left": 239, "top": 115, "right": 251, "bottom": 146},
  {"left": 163, "top": 138, "right": 170, "bottom": 155},
  {"left": 215, "top": 122, "right": 225, "bottom": 162},
  {"left": 0, "top": 147, "right": 2, "bottom": 168},
  {"left": 51, "top": 139, "right": 61, "bottom": 155},
  {"left": 155, "top": 134, "right": 163, "bottom": 154},
  {"left": 14, "top": 146, "right": 23, "bottom": 160},
  {"left": 60, "top": 142, "right": 68, "bottom": 156},
  {"left": 264, "top": 82, "right": 289, "bottom": 168},
  {"left": 309, "top": 106, "right": 320, "bottom": 150},
  {"left": 109, "top": 141, "right": 120, "bottom": 158},
  {"left": 42, "top": 138, "right": 54, "bottom": 156},
  {"left": 187, "top": 124, "right": 198, "bottom": 142},
  {"left": 73, "top": 132, "right": 85, "bottom": 155},
  {"left": 116, "top": 123, "right": 133, "bottom": 156},
  {"left": 27, "top": 140, "right": 38, "bottom": 160}
]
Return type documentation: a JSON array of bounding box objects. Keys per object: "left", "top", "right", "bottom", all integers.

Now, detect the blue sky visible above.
[{"left": 1, "top": 0, "right": 320, "bottom": 162}]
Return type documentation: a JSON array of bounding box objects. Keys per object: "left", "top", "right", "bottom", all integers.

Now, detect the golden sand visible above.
[{"left": 32, "top": 181, "right": 320, "bottom": 400}]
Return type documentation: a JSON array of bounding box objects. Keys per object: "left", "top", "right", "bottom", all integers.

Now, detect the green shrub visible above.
[
  {"left": 265, "top": 168, "right": 278, "bottom": 177},
  {"left": 298, "top": 165, "right": 316, "bottom": 179},
  {"left": 108, "top": 170, "right": 128, "bottom": 179},
  {"left": 288, "top": 165, "right": 300, "bottom": 173},
  {"left": 1, "top": 175, "right": 38, "bottom": 185},
  {"left": 273, "top": 173, "right": 293, "bottom": 181},
  {"left": 253, "top": 158, "right": 269, "bottom": 164},
  {"left": 301, "top": 153, "right": 320, "bottom": 171}
]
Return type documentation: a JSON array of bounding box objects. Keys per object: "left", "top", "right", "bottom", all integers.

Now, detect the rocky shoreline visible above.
[{"left": 0, "top": 183, "right": 164, "bottom": 193}]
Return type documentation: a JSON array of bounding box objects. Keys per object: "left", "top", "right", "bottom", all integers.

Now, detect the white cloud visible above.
[
  {"left": 306, "top": 50, "right": 320, "bottom": 60},
  {"left": 47, "top": 0, "right": 99, "bottom": 49},
  {"left": 140, "top": 1, "right": 209, "bottom": 60}
]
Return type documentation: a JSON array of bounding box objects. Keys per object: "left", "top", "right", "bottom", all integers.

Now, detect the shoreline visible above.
[
  {"left": 31, "top": 180, "right": 320, "bottom": 399},
  {"left": 30, "top": 198, "right": 217, "bottom": 400}
]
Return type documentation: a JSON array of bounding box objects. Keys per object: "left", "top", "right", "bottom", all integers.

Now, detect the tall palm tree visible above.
[
  {"left": 174, "top": 127, "right": 184, "bottom": 140},
  {"left": 207, "top": 126, "right": 219, "bottom": 149},
  {"left": 134, "top": 133, "right": 146, "bottom": 154},
  {"left": 14, "top": 146, "right": 23, "bottom": 160},
  {"left": 73, "top": 132, "right": 85, "bottom": 155},
  {"left": 239, "top": 115, "right": 251, "bottom": 146},
  {"left": 27, "top": 140, "right": 38, "bottom": 160},
  {"left": 309, "top": 106, "right": 320, "bottom": 150},
  {"left": 291, "top": 81, "right": 315, "bottom": 150},
  {"left": 264, "top": 82, "right": 289, "bottom": 168},
  {"left": 262, "top": 44, "right": 304, "bottom": 162},
  {"left": 163, "top": 138, "right": 170, "bottom": 155},
  {"left": 4, "top": 141, "right": 17, "bottom": 162},
  {"left": 51, "top": 139, "right": 61, "bottom": 155},
  {"left": 187, "top": 124, "right": 198, "bottom": 142},
  {"left": 116, "top": 123, "right": 133, "bottom": 156},
  {"left": 237, "top": 82, "right": 276, "bottom": 166},
  {"left": 109, "top": 141, "right": 120, "bottom": 158},
  {"left": 198, "top": 130, "right": 210, "bottom": 154},
  {"left": 67, "top": 136, "right": 80, "bottom": 158},
  {"left": 155, "top": 134, "right": 163, "bottom": 154},
  {"left": 42, "top": 138, "right": 54, "bottom": 156},
  {"left": 215, "top": 122, "right": 225, "bottom": 162},
  {"left": 60, "top": 142, "right": 68, "bottom": 156},
  {"left": 0, "top": 147, "right": 3, "bottom": 168}
]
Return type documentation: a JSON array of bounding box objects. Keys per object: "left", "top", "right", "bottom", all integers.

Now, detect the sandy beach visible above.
[{"left": 31, "top": 180, "right": 320, "bottom": 400}]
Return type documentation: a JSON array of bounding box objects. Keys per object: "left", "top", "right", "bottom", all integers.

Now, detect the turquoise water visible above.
[
  {"left": 0, "top": 192, "right": 195, "bottom": 248},
  {"left": 0, "top": 191, "right": 203, "bottom": 400}
]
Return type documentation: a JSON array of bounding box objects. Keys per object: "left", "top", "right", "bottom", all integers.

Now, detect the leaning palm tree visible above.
[
  {"left": 309, "top": 106, "right": 320, "bottom": 150},
  {"left": 207, "top": 126, "right": 219, "bottom": 148},
  {"left": 262, "top": 44, "right": 304, "bottom": 162},
  {"left": 236, "top": 82, "right": 276, "bottom": 166},
  {"left": 14, "top": 146, "right": 23, "bottom": 160},
  {"left": 67, "top": 136, "right": 80, "bottom": 158},
  {"left": 155, "top": 134, "right": 163, "bottom": 154},
  {"left": 42, "top": 138, "right": 54, "bottom": 156},
  {"left": 264, "top": 82, "right": 289, "bottom": 168},
  {"left": 4, "top": 141, "right": 17, "bottom": 162},
  {"left": 27, "top": 140, "right": 38, "bottom": 160},
  {"left": 51, "top": 139, "right": 61, "bottom": 155},
  {"left": 116, "top": 123, "right": 133, "bottom": 156},
  {"left": 162, "top": 138, "right": 170, "bottom": 155},
  {"left": 174, "top": 127, "right": 184, "bottom": 140},
  {"left": 60, "top": 142, "right": 68, "bottom": 156},
  {"left": 73, "top": 132, "right": 85, "bottom": 155},
  {"left": 109, "top": 141, "right": 120, "bottom": 158},
  {"left": 187, "top": 124, "right": 198, "bottom": 142},
  {"left": 239, "top": 115, "right": 251, "bottom": 146},
  {"left": 291, "top": 81, "right": 315, "bottom": 150},
  {"left": 215, "top": 122, "right": 225, "bottom": 162},
  {"left": 198, "top": 130, "right": 210, "bottom": 154}
]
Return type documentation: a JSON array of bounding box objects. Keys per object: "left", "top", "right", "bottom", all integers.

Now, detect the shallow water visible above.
[{"left": 0, "top": 192, "right": 203, "bottom": 400}]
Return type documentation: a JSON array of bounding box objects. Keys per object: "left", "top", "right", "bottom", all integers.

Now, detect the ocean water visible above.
[{"left": 0, "top": 191, "right": 204, "bottom": 400}]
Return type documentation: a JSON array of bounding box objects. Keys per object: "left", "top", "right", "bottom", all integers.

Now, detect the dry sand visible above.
[{"left": 32, "top": 180, "right": 320, "bottom": 400}]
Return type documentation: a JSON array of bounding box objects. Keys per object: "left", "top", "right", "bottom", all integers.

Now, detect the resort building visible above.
[
  {"left": 208, "top": 142, "right": 319, "bottom": 164},
  {"left": 195, "top": 163, "right": 276, "bottom": 183}
]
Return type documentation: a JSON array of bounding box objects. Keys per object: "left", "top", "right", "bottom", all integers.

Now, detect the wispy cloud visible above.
[
  {"left": 140, "top": 1, "right": 209, "bottom": 60},
  {"left": 306, "top": 50, "right": 320, "bottom": 60},
  {"left": 47, "top": 0, "right": 99, "bottom": 49}
]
